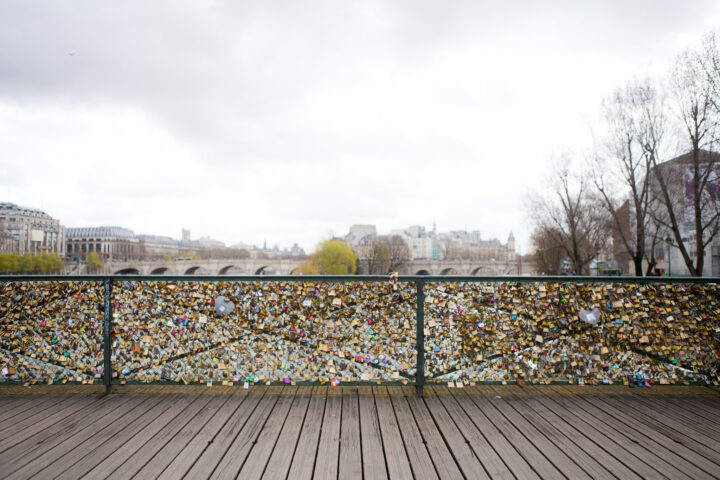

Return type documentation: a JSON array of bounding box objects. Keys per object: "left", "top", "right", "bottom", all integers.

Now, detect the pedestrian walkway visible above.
[{"left": 0, "top": 385, "right": 719, "bottom": 479}]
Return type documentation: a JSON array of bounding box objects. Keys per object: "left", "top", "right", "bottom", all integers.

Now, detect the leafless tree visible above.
[
  {"left": 593, "top": 79, "right": 665, "bottom": 275},
  {"left": 531, "top": 155, "right": 610, "bottom": 275},
  {"left": 366, "top": 241, "right": 390, "bottom": 274},
  {"left": 648, "top": 31, "right": 720, "bottom": 276},
  {"left": 530, "top": 226, "right": 564, "bottom": 275},
  {"left": 386, "top": 234, "right": 410, "bottom": 271}
]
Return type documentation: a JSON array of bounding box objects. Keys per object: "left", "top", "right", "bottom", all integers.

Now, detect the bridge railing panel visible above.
[
  {"left": 110, "top": 279, "right": 417, "bottom": 385},
  {"left": 422, "top": 280, "right": 719, "bottom": 386},
  {"left": 1, "top": 275, "right": 717, "bottom": 390},
  {"left": 0, "top": 280, "right": 105, "bottom": 385}
]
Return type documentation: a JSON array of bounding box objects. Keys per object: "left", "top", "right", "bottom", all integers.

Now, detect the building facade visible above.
[
  {"left": 66, "top": 226, "right": 139, "bottom": 261},
  {"left": 0, "top": 202, "right": 65, "bottom": 256}
]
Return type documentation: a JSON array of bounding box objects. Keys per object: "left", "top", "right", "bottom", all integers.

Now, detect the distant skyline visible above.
[{"left": 2, "top": 1, "right": 719, "bottom": 255}]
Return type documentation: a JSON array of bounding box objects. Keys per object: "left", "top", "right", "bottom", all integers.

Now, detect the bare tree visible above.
[
  {"left": 593, "top": 79, "right": 665, "bottom": 275},
  {"left": 530, "top": 226, "right": 564, "bottom": 274},
  {"left": 386, "top": 234, "right": 410, "bottom": 271},
  {"left": 366, "top": 241, "right": 390, "bottom": 274},
  {"left": 531, "top": 155, "right": 610, "bottom": 275},
  {"left": 648, "top": 31, "right": 720, "bottom": 276}
]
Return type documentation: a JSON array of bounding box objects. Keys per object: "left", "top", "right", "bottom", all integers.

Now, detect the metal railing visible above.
[{"left": 1, "top": 275, "right": 718, "bottom": 395}]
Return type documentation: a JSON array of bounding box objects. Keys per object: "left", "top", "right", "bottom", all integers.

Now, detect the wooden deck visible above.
[{"left": 0, "top": 385, "right": 719, "bottom": 479}]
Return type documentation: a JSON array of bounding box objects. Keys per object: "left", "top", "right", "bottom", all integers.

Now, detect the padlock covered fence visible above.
[{"left": 1, "top": 275, "right": 718, "bottom": 390}]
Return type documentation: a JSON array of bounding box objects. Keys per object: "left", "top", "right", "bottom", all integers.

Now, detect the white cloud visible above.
[{"left": 1, "top": 1, "right": 719, "bottom": 254}]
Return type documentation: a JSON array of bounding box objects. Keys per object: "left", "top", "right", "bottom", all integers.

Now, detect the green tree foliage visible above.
[
  {"left": 312, "top": 240, "right": 357, "bottom": 275},
  {"left": 86, "top": 252, "right": 104, "bottom": 272},
  {"left": 0, "top": 253, "right": 64, "bottom": 274},
  {"left": 296, "top": 259, "right": 319, "bottom": 275}
]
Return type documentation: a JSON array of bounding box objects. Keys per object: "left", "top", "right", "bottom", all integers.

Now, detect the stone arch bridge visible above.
[{"left": 64, "top": 258, "right": 519, "bottom": 276}]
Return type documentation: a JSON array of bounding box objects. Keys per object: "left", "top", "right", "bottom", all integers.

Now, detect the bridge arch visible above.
[
  {"left": 255, "top": 266, "right": 277, "bottom": 275},
  {"left": 150, "top": 267, "right": 169, "bottom": 275},
  {"left": 115, "top": 268, "right": 140, "bottom": 275},
  {"left": 471, "top": 266, "right": 484, "bottom": 276},
  {"left": 184, "top": 266, "right": 208, "bottom": 275},
  {"left": 415, "top": 269, "right": 432, "bottom": 275},
  {"left": 219, "top": 265, "right": 243, "bottom": 275},
  {"left": 440, "top": 267, "right": 458, "bottom": 275}
]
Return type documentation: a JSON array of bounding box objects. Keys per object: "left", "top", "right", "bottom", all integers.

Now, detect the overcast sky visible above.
[{"left": 1, "top": 1, "right": 719, "bottom": 254}]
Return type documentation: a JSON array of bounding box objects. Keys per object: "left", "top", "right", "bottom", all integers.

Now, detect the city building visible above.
[
  {"left": 0, "top": 202, "right": 65, "bottom": 256},
  {"left": 613, "top": 150, "right": 720, "bottom": 276},
  {"left": 345, "top": 223, "right": 516, "bottom": 262},
  {"left": 137, "top": 234, "right": 181, "bottom": 259},
  {"left": 66, "top": 226, "right": 138, "bottom": 261}
]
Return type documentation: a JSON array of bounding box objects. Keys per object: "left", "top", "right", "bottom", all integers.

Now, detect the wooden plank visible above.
[
  {"left": 180, "top": 387, "right": 262, "bottom": 478},
  {"left": 0, "top": 394, "right": 65, "bottom": 420},
  {"left": 78, "top": 393, "right": 199, "bottom": 479},
  {"left": 3, "top": 394, "right": 159, "bottom": 479},
  {"left": 454, "top": 387, "right": 539, "bottom": 479},
  {"left": 402, "top": 386, "right": 463, "bottom": 479},
  {"left": 105, "top": 393, "right": 216, "bottom": 480},
  {"left": 158, "top": 387, "right": 258, "bottom": 479},
  {"left": 591, "top": 391, "right": 720, "bottom": 466},
  {"left": 0, "top": 395, "right": 101, "bottom": 447},
  {"left": 0, "top": 395, "right": 70, "bottom": 425},
  {"left": 208, "top": 386, "right": 283, "bottom": 479},
  {"left": 313, "top": 384, "right": 342, "bottom": 480},
  {"left": 653, "top": 394, "right": 720, "bottom": 421},
  {"left": 437, "top": 387, "right": 514, "bottom": 479},
  {"left": 373, "top": 386, "right": 413, "bottom": 479},
  {"left": 388, "top": 387, "right": 438, "bottom": 480},
  {"left": 236, "top": 386, "right": 298, "bottom": 479},
  {"left": 504, "top": 386, "right": 643, "bottom": 480},
  {"left": 358, "top": 385, "right": 387, "bottom": 480},
  {"left": 50, "top": 393, "right": 188, "bottom": 480},
  {"left": 476, "top": 386, "right": 591, "bottom": 480},
  {"left": 0, "top": 394, "right": 136, "bottom": 475},
  {"left": 423, "top": 387, "right": 489, "bottom": 479},
  {"left": 286, "top": 386, "right": 326, "bottom": 480},
  {"left": 533, "top": 387, "right": 679, "bottom": 479},
  {"left": 573, "top": 389, "right": 718, "bottom": 479},
  {"left": 586, "top": 388, "right": 720, "bottom": 455},
  {"left": 132, "top": 393, "right": 236, "bottom": 479},
  {"left": 337, "top": 386, "right": 362, "bottom": 480},
  {"left": 495, "top": 386, "right": 618, "bottom": 480},
  {"left": 263, "top": 386, "right": 312, "bottom": 479},
  {"left": 621, "top": 393, "right": 720, "bottom": 439}
]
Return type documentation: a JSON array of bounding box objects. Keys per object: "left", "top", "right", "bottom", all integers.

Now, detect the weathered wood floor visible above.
[{"left": 0, "top": 385, "right": 719, "bottom": 479}]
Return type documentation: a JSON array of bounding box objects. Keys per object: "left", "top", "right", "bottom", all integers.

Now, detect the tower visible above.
[{"left": 507, "top": 232, "right": 515, "bottom": 253}]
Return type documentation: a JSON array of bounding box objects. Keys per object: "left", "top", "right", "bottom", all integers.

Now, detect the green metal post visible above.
[
  {"left": 103, "top": 277, "right": 113, "bottom": 394},
  {"left": 415, "top": 279, "right": 425, "bottom": 396}
]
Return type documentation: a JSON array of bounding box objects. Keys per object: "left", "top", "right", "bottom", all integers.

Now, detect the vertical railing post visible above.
[
  {"left": 415, "top": 278, "right": 425, "bottom": 396},
  {"left": 103, "top": 277, "right": 113, "bottom": 394}
]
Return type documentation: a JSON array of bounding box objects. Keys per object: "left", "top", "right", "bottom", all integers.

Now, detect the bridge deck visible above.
[{"left": 0, "top": 385, "right": 719, "bottom": 479}]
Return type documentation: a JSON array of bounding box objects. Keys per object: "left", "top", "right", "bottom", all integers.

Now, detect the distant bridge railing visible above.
[{"left": 1, "top": 275, "right": 718, "bottom": 394}]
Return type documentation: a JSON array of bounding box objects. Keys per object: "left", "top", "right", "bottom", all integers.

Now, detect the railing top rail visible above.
[{"left": 0, "top": 274, "right": 717, "bottom": 284}]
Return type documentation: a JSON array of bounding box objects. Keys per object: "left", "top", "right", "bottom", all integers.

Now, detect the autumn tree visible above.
[
  {"left": 86, "top": 252, "right": 104, "bottom": 273},
  {"left": 312, "top": 239, "right": 357, "bottom": 274}
]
